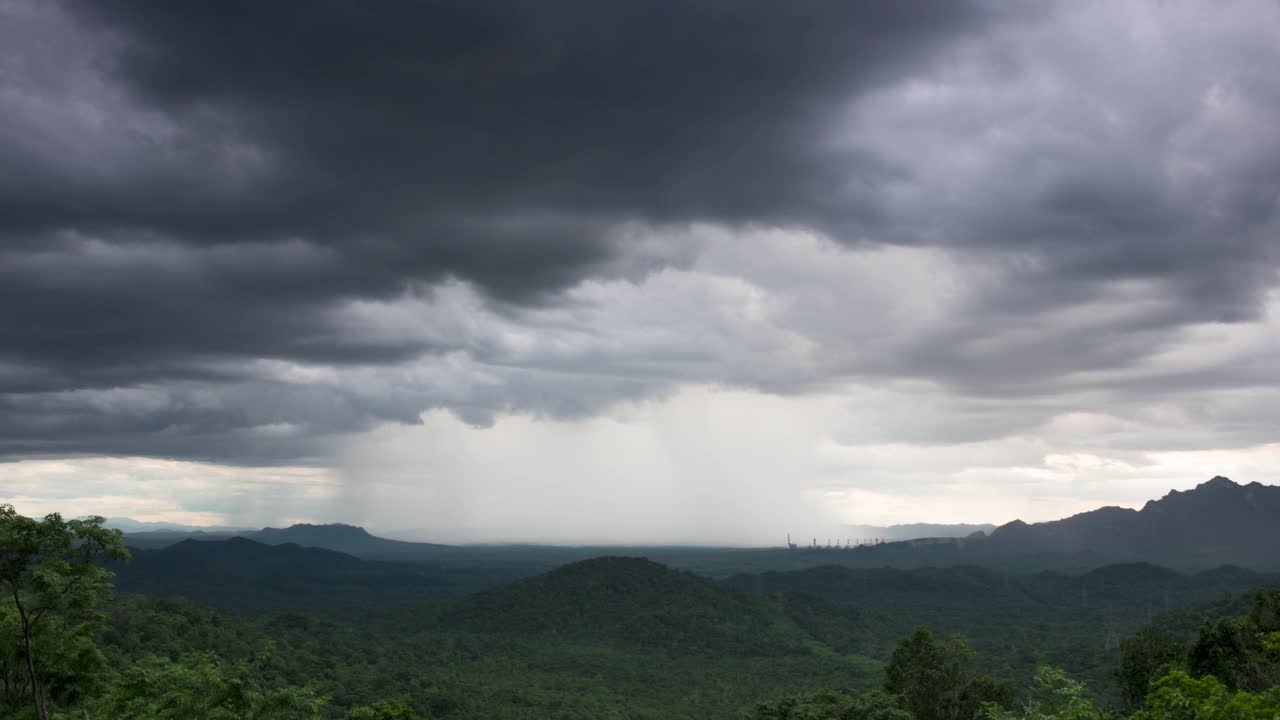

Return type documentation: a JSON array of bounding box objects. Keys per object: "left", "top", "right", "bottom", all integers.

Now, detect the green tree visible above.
[
  {"left": 95, "top": 653, "right": 327, "bottom": 720},
  {"left": 1, "top": 601, "right": 28, "bottom": 710},
  {"left": 752, "top": 689, "right": 913, "bottom": 720},
  {"left": 1117, "top": 626, "right": 1184, "bottom": 708},
  {"left": 984, "top": 666, "right": 1101, "bottom": 720},
  {"left": 347, "top": 699, "right": 422, "bottom": 720},
  {"left": 1188, "top": 618, "right": 1280, "bottom": 693},
  {"left": 1188, "top": 618, "right": 1254, "bottom": 691},
  {"left": 1131, "top": 670, "right": 1280, "bottom": 720},
  {"left": 1248, "top": 590, "right": 1280, "bottom": 636},
  {"left": 0, "top": 505, "right": 130, "bottom": 720},
  {"left": 884, "top": 627, "right": 1014, "bottom": 720},
  {"left": 1187, "top": 589, "right": 1280, "bottom": 694}
]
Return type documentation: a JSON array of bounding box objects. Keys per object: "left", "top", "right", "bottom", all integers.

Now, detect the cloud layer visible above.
[{"left": 3, "top": 0, "right": 1280, "bottom": 534}]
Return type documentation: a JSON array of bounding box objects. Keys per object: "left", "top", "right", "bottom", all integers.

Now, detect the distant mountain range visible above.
[
  {"left": 976, "top": 476, "right": 1280, "bottom": 569},
  {"left": 779, "top": 476, "right": 1280, "bottom": 572},
  {"left": 103, "top": 517, "right": 249, "bottom": 533},
  {"left": 110, "top": 537, "right": 457, "bottom": 610},
  {"left": 250, "top": 523, "right": 451, "bottom": 554},
  {"left": 839, "top": 523, "right": 997, "bottom": 543},
  {"left": 114, "top": 476, "right": 1280, "bottom": 574},
  {"left": 119, "top": 522, "right": 448, "bottom": 555}
]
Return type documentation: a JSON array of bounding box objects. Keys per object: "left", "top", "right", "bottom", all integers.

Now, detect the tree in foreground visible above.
[
  {"left": 1131, "top": 670, "right": 1280, "bottom": 720},
  {"left": 984, "top": 665, "right": 1101, "bottom": 720},
  {"left": 1117, "top": 626, "right": 1184, "bottom": 709},
  {"left": 884, "top": 627, "right": 1014, "bottom": 720},
  {"left": 1188, "top": 590, "right": 1280, "bottom": 694},
  {"left": 95, "top": 653, "right": 327, "bottom": 720},
  {"left": 0, "top": 505, "right": 130, "bottom": 720}
]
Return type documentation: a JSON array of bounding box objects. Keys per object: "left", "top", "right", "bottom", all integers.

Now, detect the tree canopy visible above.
[{"left": 0, "top": 505, "right": 130, "bottom": 720}]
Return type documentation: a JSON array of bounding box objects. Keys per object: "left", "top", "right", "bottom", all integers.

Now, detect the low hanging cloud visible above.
[{"left": 3, "top": 0, "right": 1280, "bottom": 534}]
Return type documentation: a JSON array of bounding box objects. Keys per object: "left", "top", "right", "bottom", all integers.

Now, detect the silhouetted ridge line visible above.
[{"left": 975, "top": 476, "right": 1280, "bottom": 570}]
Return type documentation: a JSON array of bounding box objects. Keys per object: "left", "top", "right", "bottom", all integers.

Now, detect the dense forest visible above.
[{"left": 3, "top": 504, "right": 1280, "bottom": 719}]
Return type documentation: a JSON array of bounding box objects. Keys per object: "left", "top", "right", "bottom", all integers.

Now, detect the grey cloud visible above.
[
  {"left": 4, "top": 0, "right": 1280, "bottom": 465},
  {"left": 825, "top": 1, "right": 1280, "bottom": 399},
  {"left": 1, "top": 0, "right": 1002, "bottom": 460}
]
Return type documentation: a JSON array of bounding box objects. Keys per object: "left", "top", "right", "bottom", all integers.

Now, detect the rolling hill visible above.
[
  {"left": 443, "top": 556, "right": 815, "bottom": 656},
  {"left": 111, "top": 537, "right": 454, "bottom": 610},
  {"left": 725, "top": 561, "right": 1279, "bottom": 611}
]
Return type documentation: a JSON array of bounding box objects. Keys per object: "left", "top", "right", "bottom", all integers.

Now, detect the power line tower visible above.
[{"left": 1103, "top": 605, "right": 1120, "bottom": 652}]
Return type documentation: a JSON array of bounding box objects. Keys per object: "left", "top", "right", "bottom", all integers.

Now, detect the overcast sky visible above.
[{"left": 3, "top": 0, "right": 1279, "bottom": 544}]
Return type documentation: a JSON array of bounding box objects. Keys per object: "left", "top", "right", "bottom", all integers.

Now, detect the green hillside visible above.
[{"left": 445, "top": 556, "right": 817, "bottom": 657}]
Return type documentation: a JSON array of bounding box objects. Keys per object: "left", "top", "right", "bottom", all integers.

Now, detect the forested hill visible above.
[
  {"left": 722, "top": 560, "right": 1280, "bottom": 698},
  {"left": 725, "top": 562, "right": 1280, "bottom": 610},
  {"left": 442, "top": 556, "right": 813, "bottom": 656},
  {"left": 10, "top": 506, "right": 1280, "bottom": 719},
  {"left": 111, "top": 537, "right": 455, "bottom": 610}
]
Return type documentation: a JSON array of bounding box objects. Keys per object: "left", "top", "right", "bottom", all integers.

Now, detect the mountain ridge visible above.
[
  {"left": 116, "top": 475, "right": 1280, "bottom": 573},
  {"left": 110, "top": 537, "right": 455, "bottom": 611},
  {"left": 977, "top": 476, "right": 1280, "bottom": 569},
  {"left": 840, "top": 522, "right": 999, "bottom": 542}
]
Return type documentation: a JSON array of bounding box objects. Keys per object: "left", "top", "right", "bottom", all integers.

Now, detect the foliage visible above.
[
  {"left": 1187, "top": 590, "right": 1280, "bottom": 693},
  {"left": 884, "top": 627, "right": 1014, "bottom": 720},
  {"left": 1117, "top": 627, "right": 1184, "bottom": 708},
  {"left": 1130, "top": 671, "right": 1280, "bottom": 720},
  {"left": 93, "top": 653, "right": 328, "bottom": 720},
  {"left": 446, "top": 557, "right": 811, "bottom": 657},
  {"left": 346, "top": 699, "right": 422, "bottom": 720},
  {"left": 729, "top": 564, "right": 1280, "bottom": 704},
  {"left": 751, "top": 689, "right": 912, "bottom": 720},
  {"left": 110, "top": 532, "right": 1280, "bottom": 708},
  {"left": 0, "top": 505, "right": 130, "bottom": 720},
  {"left": 9, "top": 504, "right": 1280, "bottom": 720},
  {"left": 78, "top": 592, "right": 881, "bottom": 719},
  {"left": 984, "top": 666, "right": 1103, "bottom": 720}
]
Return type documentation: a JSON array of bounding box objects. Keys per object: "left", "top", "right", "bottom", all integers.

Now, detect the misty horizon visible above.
[{"left": 91, "top": 474, "right": 1271, "bottom": 550}]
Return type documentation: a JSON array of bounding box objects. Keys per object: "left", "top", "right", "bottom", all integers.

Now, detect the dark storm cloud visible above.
[
  {"left": 21, "top": 0, "right": 992, "bottom": 276},
  {"left": 5, "top": 0, "right": 1280, "bottom": 466},
  {"left": 1, "top": 0, "right": 1000, "bottom": 459},
  {"left": 3, "top": 0, "right": 996, "bottom": 285}
]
